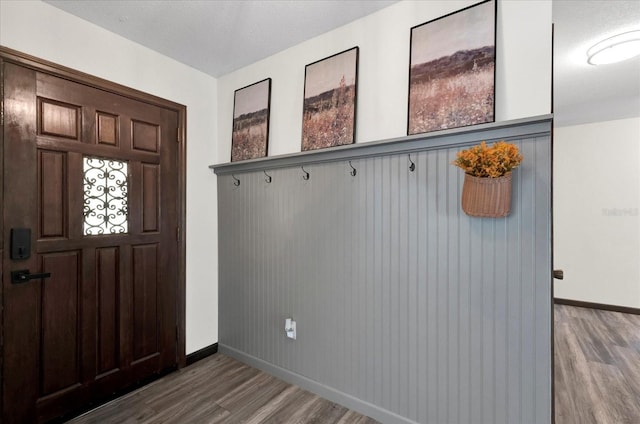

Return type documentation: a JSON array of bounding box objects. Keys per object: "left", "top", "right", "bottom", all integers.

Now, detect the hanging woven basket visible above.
[{"left": 461, "top": 172, "right": 512, "bottom": 218}]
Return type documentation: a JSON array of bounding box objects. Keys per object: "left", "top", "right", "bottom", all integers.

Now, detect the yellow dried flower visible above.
[{"left": 452, "top": 141, "right": 522, "bottom": 178}]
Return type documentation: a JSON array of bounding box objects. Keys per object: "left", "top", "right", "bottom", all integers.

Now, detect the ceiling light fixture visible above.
[{"left": 587, "top": 30, "right": 640, "bottom": 65}]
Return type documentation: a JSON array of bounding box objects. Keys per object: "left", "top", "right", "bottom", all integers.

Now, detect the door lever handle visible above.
[
  {"left": 11, "top": 269, "right": 52, "bottom": 284},
  {"left": 553, "top": 269, "right": 564, "bottom": 280}
]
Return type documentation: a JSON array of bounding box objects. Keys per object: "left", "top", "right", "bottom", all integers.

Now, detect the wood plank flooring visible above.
[
  {"left": 69, "top": 304, "right": 640, "bottom": 424},
  {"left": 68, "top": 354, "right": 379, "bottom": 424},
  {"left": 555, "top": 304, "right": 640, "bottom": 424}
]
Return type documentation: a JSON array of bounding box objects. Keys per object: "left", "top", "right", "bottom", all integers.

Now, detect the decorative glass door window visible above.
[{"left": 83, "top": 157, "right": 128, "bottom": 235}]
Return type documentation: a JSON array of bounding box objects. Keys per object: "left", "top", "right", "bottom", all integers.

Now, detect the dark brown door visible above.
[{"left": 2, "top": 62, "right": 179, "bottom": 423}]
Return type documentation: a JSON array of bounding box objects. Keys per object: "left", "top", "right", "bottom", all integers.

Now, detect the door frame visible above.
[{"left": 0, "top": 46, "right": 188, "bottom": 414}]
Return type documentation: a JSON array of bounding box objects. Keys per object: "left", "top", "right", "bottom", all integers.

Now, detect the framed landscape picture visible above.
[
  {"left": 231, "top": 78, "right": 271, "bottom": 162},
  {"left": 408, "top": 0, "right": 496, "bottom": 135},
  {"left": 302, "top": 47, "right": 359, "bottom": 151}
]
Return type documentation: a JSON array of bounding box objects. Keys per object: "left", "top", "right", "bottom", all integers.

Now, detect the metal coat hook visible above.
[
  {"left": 408, "top": 154, "right": 415, "bottom": 172},
  {"left": 301, "top": 166, "right": 310, "bottom": 180},
  {"left": 264, "top": 170, "right": 272, "bottom": 183},
  {"left": 349, "top": 161, "right": 357, "bottom": 177},
  {"left": 232, "top": 174, "right": 240, "bottom": 186}
]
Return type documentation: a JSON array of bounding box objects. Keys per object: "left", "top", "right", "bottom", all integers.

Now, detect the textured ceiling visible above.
[
  {"left": 44, "top": 0, "right": 640, "bottom": 126},
  {"left": 44, "top": 0, "right": 398, "bottom": 78},
  {"left": 553, "top": 0, "right": 640, "bottom": 126}
]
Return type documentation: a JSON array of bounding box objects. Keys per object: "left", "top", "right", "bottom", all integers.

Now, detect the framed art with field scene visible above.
[
  {"left": 302, "top": 47, "right": 359, "bottom": 151},
  {"left": 231, "top": 78, "right": 271, "bottom": 162},
  {"left": 408, "top": 0, "right": 496, "bottom": 135}
]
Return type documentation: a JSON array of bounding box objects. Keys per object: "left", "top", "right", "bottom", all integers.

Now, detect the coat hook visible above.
[
  {"left": 264, "top": 170, "right": 272, "bottom": 183},
  {"left": 408, "top": 154, "right": 415, "bottom": 172},
  {"left": 349, "top": 161, "right": 357, "bottom": 177},
  {"left": 301, "top": 166, "right": 310, "bottom": 180},
  {"left": 232, "top": 174, "right": 240, "bottom": 186}
]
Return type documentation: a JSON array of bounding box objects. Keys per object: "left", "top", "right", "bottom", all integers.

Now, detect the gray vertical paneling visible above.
[{"left": 217, "top": 126, "right": 552, "bottom": 424}]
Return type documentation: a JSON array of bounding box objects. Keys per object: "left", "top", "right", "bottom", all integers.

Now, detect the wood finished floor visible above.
[
  {"left": 555, "top": 304, "right": 640, "bottom": 424},
  {"left": 68, "top": 353, "right": 379, "bottom": 424},
  {"left": 69, "top": 304, "right": 640, "bottom": 424}
]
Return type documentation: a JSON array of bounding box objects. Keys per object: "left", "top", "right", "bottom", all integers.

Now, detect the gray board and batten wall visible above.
[{"left": 211, "top": 115, "right": 553, "bottom": 424}]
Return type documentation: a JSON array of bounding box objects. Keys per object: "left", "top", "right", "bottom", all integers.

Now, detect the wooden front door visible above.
[{"left": 2, "top": 59, "right": 182, "bottom": 423}]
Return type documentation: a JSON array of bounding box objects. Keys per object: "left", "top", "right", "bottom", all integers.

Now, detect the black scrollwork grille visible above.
[{"left": 83, "top": 157, "right": 128, "bottom": 235}]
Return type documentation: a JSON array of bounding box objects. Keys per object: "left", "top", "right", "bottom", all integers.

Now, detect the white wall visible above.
[
  {"left": 216, "top": 0, "right": 552, "bottom": 161},
  {"left": 0, "top": 0, "right": 219, "bottom": 353},
  {"left": 554, "top": 117, "right": 640, "bottom": 308}
]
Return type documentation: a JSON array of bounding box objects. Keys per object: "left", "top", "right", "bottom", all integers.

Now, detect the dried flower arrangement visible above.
[{"left": 452, "top": 141, "right": 523, "bottom": 178}]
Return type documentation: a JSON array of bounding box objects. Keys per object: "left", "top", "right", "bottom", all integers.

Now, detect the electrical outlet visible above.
[{"left": 285, "top": 318, "right": 296, "bottom": 340}]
